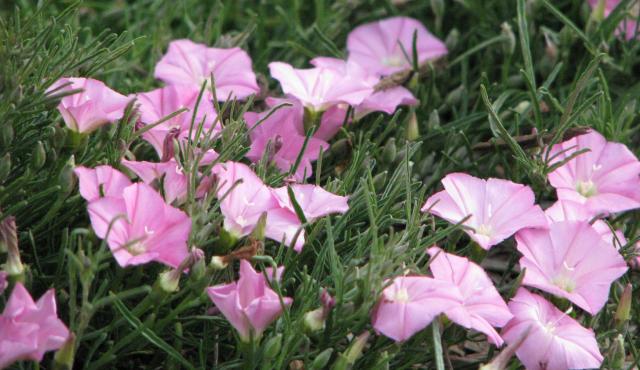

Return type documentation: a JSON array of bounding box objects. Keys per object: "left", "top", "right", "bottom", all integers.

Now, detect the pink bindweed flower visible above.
[
  {"left": 422, "top": 173, "right": 548, "bottom": 250},
  {"left": 0, "top": 283, "right": 70, "bottom": 369},
  {"left": 371, "top": 275, "right": 463, "bottom": 342},
  {"left": 264, "top": 266, "right": 285, "bottom": 284},
  {"left": 271, "top": 184, "right": 349, "bottom": 221},
  {"left": 74, "top": 165, "right": 132, "bottom": 202},
  {"left": 268, "top": 61, "right": 373, "bottom": 112},
  {"left": 121, "top": 159, "right": 188, "bottom": 204},
  {"left": 135, "top": 85, "right": 220, "bottom": 159},
  {"left": 154, "top": 39, "right": 259, "bottom": 100},
  {"left": 206, "top": 260, "right": 292, "bottom": 341},
  {"left": 427, "top": 247, "right": 512, "bottom": 346},
  {"left": 47, "top": 77, "right": 130, "bottom": 134},
  {"left": 347, "top": 16, "right": 448, "bottom": 77},
  {"left": 545, "top": 200, "right": 627, "bottom": 249},
  {"left": 87, "top": 183, "right": 191, "bottom": 268},
  {"left": 547, "top": 130, "right": 640, "bottom": 215},
  {"left": 501, "top": 288, "right": 603, "bottom": 370},
  {"left": 212, "top": 161, "right": 304, "bottom": 251},
  {"left": 244, "top": 104, "right": 329, "bottom": 181},
  {"left": 516, "top": 221, "right": 628, "bottom": 315},
  {"left": 309, "top": 57, "right": 418, "bottom": 119}
]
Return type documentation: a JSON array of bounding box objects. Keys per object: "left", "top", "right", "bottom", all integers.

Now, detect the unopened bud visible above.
[
  {"left": 31, "top": 141, "right": 46, "bottom": 169},
  {"left": 405, "top": 112, "right": 419, "bottom": 141},
  {"left": 501, "top": 22, "right": 516, "bottom": 56},
  {"left": 251, "top": 212, "right": 267, "bottom": 241},
  {"left": 590, "top": 0, "right": 606, "bottom": 22},
  {"left": 0, "top": 153, "right": 11, "bottom": 183},
  {"left": 0, "top": 124, "right": 14, "bottom": 150},
  {"left": 263, "top": 334, "right": 283, "bottom": 359},
  {"left": 1, "top": 216, "right": 23, "bottom": 277},
  {"left": 430, "top": 0, "right": 444, "bottom": 31},
  {"left": 428, "top": 109, "right": 440, "bottom": 130},
  {"left": 311, "top": 348, "right": 333, "bottom": 370},
  {"left": 343, "top": 331, "right": 369, "bottom": 365},
  {"left": 609, "top": 334, "right": 625, "bottom": 370},
  {"left": 321, "top": 289, "right": 336, "bottom": 314},
  {"left": 158, "top": 269, "right": 180, "bottom": 293},
  {"left": 445, "top": 85, "right": 464, "bottom": 106},
  {"left": 382, "top": 138, "right": 397, "bottom": 164},
  {"left": 615, "top": 283, "right": 632, "bottom": 329},
  {"left": 53, "top": 333, "right": 76, "bottom": 370},
  {"left": 59, "top": 156, "right": 76, "bottom": 195},
  {"left": 304, "top": 308, "right": 326, "bottom": 332},
  {"left": 161, "top": 128, "right": 181, "bottom": 162},
  {"left": 445, "top": 29, "right": 460, "bottom": 51},
  {"left": 210, "top": 256, "right": 228, "bottom": 270}
]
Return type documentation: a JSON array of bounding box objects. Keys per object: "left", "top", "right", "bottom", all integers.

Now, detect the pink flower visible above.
[
  {"left": 588, "top": 0, "right": 638, "bottom": 39},
  {"left": 47, "top": 77, "right": 130, "bottom": 133},
  {"left": 371, "top": 275, "right": 462, "bottom": 342},
  {"left": 206, "top": 260, "right": 292, "bottom": 341},
  {"left": 271, "top": 184, "right": 349, "bottom": 221},
  {"left": 154, "top": 39, "right": 259, "bottom": 100},
  {"left": 244, "top": 105, "right": 329, "bottom": 181},
  {"left": 212, "top": 162, "right": 304, "bottom": 251},
  {"left": 516, "top": 221, "right": 628, "bottom": 314},
  {"left": 547, "top": 130, "right": 640, "bottom": 215},
  {"left": 427, "top": 247, "right": 512, "bottom": 346},
  {"left": 0, "top": 283, "right": 70, "bottom": 369},
  {"left": 135, "top": 85, "right": 220, "bottom": 159},
  {"left": 347, "top": 16, "right": 448, "bottom": 77},
  {"left": 545, "top": 200, "right": 627, "bottom": 249},
  {"left": 121, "top": 159, "right": 188, "bottom": 204},
  {"left": 422, "top": 173, "right": 547, "bottom": 250},
  {"left": 74, "top": 165, "right": 132, "bottom": 202},
  {"left": 264, "top": 266, "right": 285, "bottom": 284},
  {"left": 87, "top": 183, "right": 191, "bottom": 268},
  {"left": 501, "top": 289, "right": 603, "bottom": 370},
  {"left": 268, "top": 61, "right": 373, "bottom": 111}
]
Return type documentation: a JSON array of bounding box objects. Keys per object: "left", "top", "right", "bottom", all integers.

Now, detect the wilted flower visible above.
[
  {"left": 268, "top": 61, "right": 373, "bottom": 112},
  {"left": 428, "top": 247, "right": 512, "bottom": 346},
  {"left": 347, "top": 16, "right": 448, "bottom": 76},
  {"left": 47, "top": 77, "right": 130, "bottom": 134},
  {"left": 74, "top": 165, "right": 132, "bottom": 202},
  {"left": 271, "top": 184, "right": 349, "bottom": 222},
  {"left": 0, "top": 283, "right": 70, "bottom": 369},
  {"left": 422, "top": 173, "right": 547, "bottom": 250},
  {"left": 501, "top": 289, "right": 603, "bottom": 370},
  {"left": 547, "top": 130, "right": 640, "bottom": 215},
  {"left": 134, "top": 85, "right": 220, "bottom": 159},
  {"left": 371, "top": 275, "right": 462, "bottom": 342},
  {"left": 154, "top": 39, "right": 259, "bottom": 100},
  {"left": 87, "top": 183, "right": 191, "bottom": 268},
  {"left": 206, "top": 260, "right": 292, "bottom": 341},
  {"left": 516, "top": 221, "right": 628, "bottom": 314},
  {"left": 244, "top": 104, "right": 328, "bottom": 181}
]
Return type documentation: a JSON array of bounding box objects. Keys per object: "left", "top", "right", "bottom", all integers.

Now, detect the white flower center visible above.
[
  {"left": 552, "top": 267, "right": 576, "bottom": 293},
  {"left": 382, "top": 55, "right": 406, "bottom": 67},
  {"left": 235, "top": 215, "right": 248, "bottom": 227},
  {"left": 128, "top": 242, "right": 147, "bottom": 256},
  {"left": 393, "top": 288, "right": 410, "bottom": 303},
  {"left": 475, "top": 224, "right": 493, "bottom": 237},
  {"left": 576, "top": 180, "right": 597, "bottom": 198}
]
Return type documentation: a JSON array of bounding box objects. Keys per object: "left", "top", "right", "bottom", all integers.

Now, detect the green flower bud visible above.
[
  {"left": 31, "top": 141, "right": 46, "bottom": 169},
  {"left": 311, "top": 348, "right": 333, "bottom": 370},
  {"left": 0, "top": 153, "right": 11, "bottom": 184},
  {"left": 501, "top": 22, "right": 516, "bottom": 56},
  {"left": 58, "top": 156, "right": 76, "bottom": 195},
  {"left": 615, "top": 284, "right": 632, "bottom": 329},
  {"left": 158, "top": 269, "right": 180, "bottom": 293},
  {"left": 303, "top": 308, "right": 326, "bottom": 332},
  {"left": 445, "top": 29, "right": 460, "bottom": 51},
  {"left": 382, "top": 138, "right": 397, "bottom": 164},
  {"left": 0, "top": 124, "right": 14, "bottom": 150},
  {"left": 263, "top": 334, "right": 283, "bottom": 359},
  {"left": 53, "top": 333, "right": 76, "bottom": 370},
  {"left": 405, "top": 112, "right": 419, "bottom": 141}
]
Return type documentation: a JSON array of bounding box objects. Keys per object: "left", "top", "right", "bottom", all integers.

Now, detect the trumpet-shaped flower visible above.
[
  {"left": 135, "top": 85, "right": 220, "bottom": 159},
  {"left": 244, "top": 105, "right": 328, "bottom": 181},
  {"left": 0, "top": 283, "right": 70, "bottom": 369},
  {"left": 154, "top": 39, "right": 259, "bottom": 100},
  {"left": 212, "top": 162, "right": 303, "bottom": 251},
  {"left": 347, "top": 16, "right": 448, "bottom": 76},
  {"left": 74, "top": 165, "right": 131, "bottom": 202},
  {"left": 547, "top": 130, "right": 640, "bottom": 215},
  {"left": 427, "top": 247, "right": 512, "bottom": 346},
  {"left": 268, "top": 61, "right": 373, "bottom": 112},
  {"left": 271, "top": 184, "right": 349, "bottom": 222},
  {"left": 516, "top": 221, "right": 628, "bottom": 314},
  {"left": 47, "top": 77, "right": 130, "bottom": 134},
  {"left": 87, "top": 183, "right": 191, "bottom": 268},
  {"left": 121, "top": 159, "right": 188, "bottom": 204},
  {"left": 206, "top": 260, "right": 292, "bottom": 341},
  {"left": 422, "top": 173, "right": 547, "bottom": 250},
  {"left": 545, "top": 200, "right": 627, "bottom": 249},
  {"left": 371, "top": 276, "right": 462, "bottom": 342},
  {"left": 501, "top": 289, "right": 603, "bottom": 370}
]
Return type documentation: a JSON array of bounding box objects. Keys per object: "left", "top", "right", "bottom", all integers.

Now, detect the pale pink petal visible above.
[{"left": 74, "top": 165, "right": 131, "bottom": 202}]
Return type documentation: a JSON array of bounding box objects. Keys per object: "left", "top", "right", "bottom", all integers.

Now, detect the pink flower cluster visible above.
[
  {"left": 588, "top": 0, "right": 639, "bottom": 40},
  {"left": 373, "top": 129, "right": 636, "bottom": 369}
]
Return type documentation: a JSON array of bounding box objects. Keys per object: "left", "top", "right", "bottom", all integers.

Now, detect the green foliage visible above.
[{"left": 1, "top": 0, "right": 640, "bottom": 369}]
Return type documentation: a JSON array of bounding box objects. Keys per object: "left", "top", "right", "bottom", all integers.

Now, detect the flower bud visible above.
[
  {"left": 1, "top": 216, "right": 24, "bottom": 278},
  {"left": 59, "top": 156, "right": 76, "bottom": 195},
  {"left": 263, "top": 334, "right": 283, "bottom": 359},
  {"left": 31, "top": 141, "right": 47, "bottom": 169},
  {"left": 430, "top": 0, "right": 445, "bottom": 30},
  {"left": 615, "top": 283, "right": 632, "bottom": 329},
  {"left": 608, "top": 334, "right": 625, "bottom": 370},
  {"left": 445, "top": 29, "right": 460, "bottom": 51},
  {"left": 382, "top": 138, "right": 396, "bottom": 164},
  {"left": 53, "top": 333, "right": 76, "bottom": 370},
  {"left": 342, "top": 331, "right": 370, "bottom": 366},
  {"left": 158, "top": 269, "right": 180, "bottom": 293},
  {"left": 445, "top": 85, "right": 464, "bottom": 106},
  {"left": 251, "top": 212, "right": 267, "bottom": 241},
  {"left": 428, "top": 109, "right": 440, "bottom": 130},
  {"left": 303, "top": 308, "right": 326, "bottom": 332},
  {"left": 501, "top": 22, "right": 516, "bottom": 56},
  {"left": 405, "top": 112, "right": 419, "bottom": 141},
  {"left": 210, "top": 255, "right": 229, "bottom": 270},
  {"left": 0, "top": 124, "right": 14, "bottom": 150},
  {"left": 310, "top": 348, "right": 333, "bottom": 370}
]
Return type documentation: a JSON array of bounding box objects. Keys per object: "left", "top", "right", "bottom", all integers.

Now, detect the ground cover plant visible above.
[{"left": 1, "top": 0, "right": 640, "bottom": 369}]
